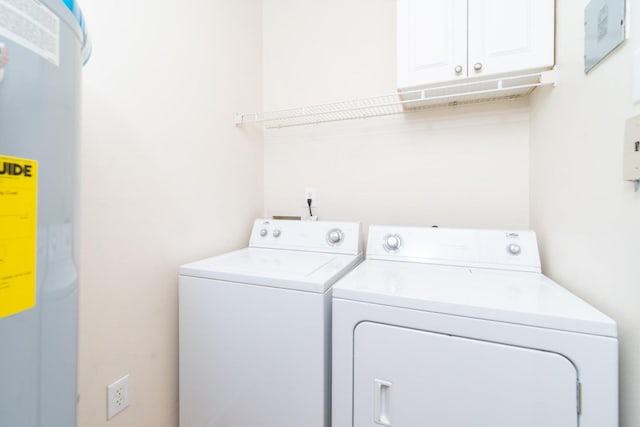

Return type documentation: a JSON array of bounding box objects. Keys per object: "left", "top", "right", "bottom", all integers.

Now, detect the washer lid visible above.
[
  {"left": 333, "top": 260, "right": 617, "bottom": 337},
  {"left": 180, "top": 247, "right": 363, "bottom": 293}
]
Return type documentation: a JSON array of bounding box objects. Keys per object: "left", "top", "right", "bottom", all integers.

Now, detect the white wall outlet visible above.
[
  {"left": 624, "top": 115, "right": 640, "bottom": 181},
  {"left": 304, "top": 187, "right": 317, "bottom": 208},
  {"left": 107, "top": 374, "right": 130, "bottom": 420}
]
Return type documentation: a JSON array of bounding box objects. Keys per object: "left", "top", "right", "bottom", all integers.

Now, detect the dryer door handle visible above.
[{"left": 374, "top": 379, "right": 392, "bottom": 426}]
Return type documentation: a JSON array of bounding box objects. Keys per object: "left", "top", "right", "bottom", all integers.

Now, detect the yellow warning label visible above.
[{"left": 0, "top": 155, "right": 37, "bottom": 318}]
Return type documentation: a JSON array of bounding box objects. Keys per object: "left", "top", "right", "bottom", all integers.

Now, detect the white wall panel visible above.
[
  {"left": 78, "top": 1, "right": 264, "bottom": 425},
  {"left": 530, "top": 2, "right": 640, "bottom": 426}
]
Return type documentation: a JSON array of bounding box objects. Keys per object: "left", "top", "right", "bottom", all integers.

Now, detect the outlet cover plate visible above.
[
  {"left": 304, "top": 187, "right": 317, "bottom": 207},
  {"left": 107, "top": 374, "right": 130, "bottom": 419}
]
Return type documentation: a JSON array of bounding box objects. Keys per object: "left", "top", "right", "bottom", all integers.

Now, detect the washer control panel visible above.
[
  {"left": 367, "top": 226, "right": 541, "bottom": 273},
  {"left": 249, "top": 219, "right": 361, "bottom": 255}
]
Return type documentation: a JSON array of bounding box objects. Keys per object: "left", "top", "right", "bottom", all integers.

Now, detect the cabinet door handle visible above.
[
  {"left": 474, "top": 62, "right": 483, "bottom": 71},
  {"left": 454, "top": 65, "right": 463, "bottom": 74},
  {"left": 374, "top": 379, "right": 392, "bottom": 426}
]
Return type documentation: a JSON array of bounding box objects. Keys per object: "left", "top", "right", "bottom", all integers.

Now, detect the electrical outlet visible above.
[
  {"left": 107, "top": 374, "right": 129, "bottom": 419},
  {"left": 304, "top": 187, "right": 317, "bottom": 208}
]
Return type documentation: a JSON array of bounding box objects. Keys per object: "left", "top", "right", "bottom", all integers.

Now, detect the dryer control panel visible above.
[
  {"left": 366, "top": 226, "right": 541, "bottom": 273},
  {"left": 250, "top": 219, "right": 361, "bottom": 255}
]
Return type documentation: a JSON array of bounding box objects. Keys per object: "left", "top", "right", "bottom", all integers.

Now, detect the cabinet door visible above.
[
  {"left": 353, "top": 322, "right": 578, "bottom": 427},
  {"left": 467, "top": 0, "right": 555, "bottom": 78},
  {"left": 397, "top": 0, "right": 467, "bottom": 88}
]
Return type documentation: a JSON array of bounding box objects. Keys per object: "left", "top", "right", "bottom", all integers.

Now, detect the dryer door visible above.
[{"left": 353, "top": 322, "right": 578, "bottom": 427}]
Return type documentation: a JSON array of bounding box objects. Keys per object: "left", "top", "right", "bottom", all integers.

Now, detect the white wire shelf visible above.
[{"left": 236, "top": 70, "right": 557, "bottom": 129}]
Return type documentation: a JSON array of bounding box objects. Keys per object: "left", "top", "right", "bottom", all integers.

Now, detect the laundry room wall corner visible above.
[
  {"left": 78, "top": 1, "right": 264, "bottom": 426},
  {"left": 530, "top": 2, "right": 640, "bottom": 426}
]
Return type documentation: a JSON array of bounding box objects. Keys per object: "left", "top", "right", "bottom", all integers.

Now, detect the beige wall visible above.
[
  {"left": 76, "top": 0, "right": 639, "bottom": 426},
  {"left": 78, "top": 1, "right": 263, "bottom": 425},
  {"left": 263, "top": 0, "right": 531, "bottom": 232},
  {"left": 530, "top": 1, "right": 640, "bottom": 426}
]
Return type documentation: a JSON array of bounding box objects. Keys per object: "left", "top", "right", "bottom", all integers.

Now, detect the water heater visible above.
[{"left": 0, "top": 0, "right": 90, "bottom": 426}]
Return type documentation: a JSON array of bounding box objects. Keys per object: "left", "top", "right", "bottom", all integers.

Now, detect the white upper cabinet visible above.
[
  {"left": 397, "top": 0, "right": 467, "bottom": 88},
  {"left": 468, "top": 0, "right": 555, "bottom": 78},
  {"left": 397, "top": 0, "right": 555, "bottom": 89}
]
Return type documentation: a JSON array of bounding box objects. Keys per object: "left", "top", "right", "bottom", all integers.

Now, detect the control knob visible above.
[
  {"left": 327, "top": 229, "right": 344, "bottom": 245},
  {"left": 383, "top": 234, "right": 402, "bottom": 251},
  {"left": 273, "top": 229, "right": 281, "bottom": 238},
  {"left": 259, "top": 229, "right": 268, "bottom": 237},
  {"left": 507, "top": 244, "right": 521, "bottom": 255}
]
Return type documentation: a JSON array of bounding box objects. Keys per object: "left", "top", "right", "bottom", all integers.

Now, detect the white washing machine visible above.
[
  {"left": 332, "top": 226, "right": 618, "bottom": 427},
  {"left": 179, "top": 219, "right": 362, "bottom": 427}
]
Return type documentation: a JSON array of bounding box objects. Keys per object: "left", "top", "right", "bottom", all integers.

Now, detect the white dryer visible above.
[
  {"left": 179, "top": 219, "right": 362, "bottom": 427},
  {"left": 332, "top": 226, "right": 618, "bottom": 427}
]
